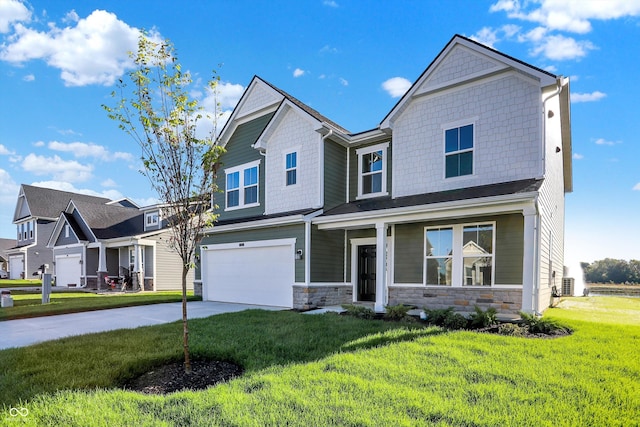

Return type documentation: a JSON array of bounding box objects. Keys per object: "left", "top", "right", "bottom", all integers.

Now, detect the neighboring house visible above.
[
  {"left": 6, "top": 185, "right": 112, "bottom": 280},
  {"left": 197, "top": 34, "right": 572, "bottom": 315},
  {"left": 0, "top": 238, "right": 15, "bottom": 273},
  {"left": 46, "top": 200, "right": 194, "bottom": 291}
]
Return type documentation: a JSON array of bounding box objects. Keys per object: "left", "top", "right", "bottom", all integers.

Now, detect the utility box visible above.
[
  {"left": 1, "top": 290, "right": 13, "bottom": 308},
  {"left": 42, "top": 273, "right": 52, "bottom": 304}
]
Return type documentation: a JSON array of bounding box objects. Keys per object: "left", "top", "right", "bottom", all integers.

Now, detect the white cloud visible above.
[
  {"left": 33, "top": 140, "right": 45, "bottom": 147},
  {"left": 382, "top": 77, "right": 411, "bottom": 98},
  {"left": 0, "top": 168, "right": 20, "bottom": 205},
  {"left": 21, "top": 153, "right": 93, "bottom": 182},
  {"left": 0, "top": 9, "right": 143, "bottom": 86},
  {"left": 339, "top": 77, "right": 348, "bottom": 86},
  {"left": 633, "top": 183, "right": 640, "bottom": 191},
  {"left": 531, "top": 34, "right": 595, "bottom": 60},
  {"left": 595, "top": 138, "right": 621, "bottom": 146},
  {"left": 470, "top": 25, "right": 521, "bottom": 47},
  {"left": 323, "top": 0, "right": 339, "bottom": 8},
  {"left": 572, "top": 91, "right": 606, "bottom": 103},
  {"left": 22, "top": 73, "right": 34, "bottom": 81},
  {"left": 47, "top": 140, "right": 133, "bottom": 162},
  {"left": 0, "top": 0, "right": 31, "bottom": 33},
  {"left": 319, "top": 45, "right": 338, "bottom": 54},
  {"left": 293, "top": 68, "right": 305, "bottom": 78},
  {"left": 572, "top": 153, "right": 583, "bottom": 159},
  {"left": 0, "top": 144, "right": 14, "bottom": 155},
  {"left": 101, "top": 178, "right": 118, "bottom": 188},
  {"left": 491, "top": 0, "right": 640, "bottom": 34},
  {"left": 196, "top": 80, "right": 244, "bottom": 138}
]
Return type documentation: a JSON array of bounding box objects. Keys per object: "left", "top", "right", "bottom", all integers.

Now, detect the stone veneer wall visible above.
[
  {"left": 293, "top": 285, "right": 352, "bottom": 310},
  {"left": 388, "top": 286, "right": 523, "bottom": 315}
]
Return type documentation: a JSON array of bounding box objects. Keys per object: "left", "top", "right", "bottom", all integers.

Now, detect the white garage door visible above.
[
  {"left": 55, "top": 255, "right": 82, "bottom": 287},
  {"left": 9, "top": 256, "right": 23, "bottom": 280},
  {"left": 202, "top": 239, "right": 295, "bottom": 308}
]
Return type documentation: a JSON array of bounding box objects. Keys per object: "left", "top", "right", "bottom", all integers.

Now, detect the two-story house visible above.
[
  {"left": 197, "top": 35, "right": 572, "bottom": 315},
  {"left": 47, "top": 199, "right": 194, "bottom": 291},
  {"left": 6, "top": 184, "right": 111, "bottom": 279}
]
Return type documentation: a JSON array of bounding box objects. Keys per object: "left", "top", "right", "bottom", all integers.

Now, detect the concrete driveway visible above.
[{"left": 0, "top": 301, "right": 285, "bottom": 350}]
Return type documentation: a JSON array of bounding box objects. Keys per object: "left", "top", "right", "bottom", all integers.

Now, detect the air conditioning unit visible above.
[{"left": 562, "top": 278, "right": 575, "bottom": 296}]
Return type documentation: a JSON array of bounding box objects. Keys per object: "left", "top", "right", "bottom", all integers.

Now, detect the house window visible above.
[
  {"left": 285, "top": 152, "right": 297, "bottom": 186},
  {"left": 356, "top": 142, "right": 389, "bottom": 199},
  {"left": 424, "top": 223, "right": 495, "bottom": 287},
  {"left": 462, "top": 224, "right": 494, "bottom": 286},
  {"left": 28, "top": 221, "right": 33, "bottom": 239},
  {"left": 425, "top": 227, "right": 453, "bottom": 286},
  {"left": 225, "top": 160, "right": 260, "bottom": 210},
  {"left": 145, "top": 212, "right": 159, "bottom": 227},
  {"left": 445, "top": 124, "right": 473, "bottom": 178}
]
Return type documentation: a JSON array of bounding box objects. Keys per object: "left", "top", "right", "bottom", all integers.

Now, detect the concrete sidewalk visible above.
[{"left": 0, "top": 301, "right": 285, "bottom": 350}]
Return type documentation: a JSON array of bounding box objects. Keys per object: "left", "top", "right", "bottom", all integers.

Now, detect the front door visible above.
[{"left": 358, "top": 245, "right": 376, "bottom": 301}]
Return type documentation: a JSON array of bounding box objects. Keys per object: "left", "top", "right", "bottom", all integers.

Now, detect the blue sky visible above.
[{"left": 1, "top": 0, "right": 639, "bottom": 265}]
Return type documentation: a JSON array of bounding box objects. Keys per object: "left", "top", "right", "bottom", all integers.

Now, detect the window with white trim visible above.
[
  {"left": 424, "top": 223, "right": 495, "bottom": 287},
  {"left": 285, "top": 151, "right": 297, "bottom": 186},
  {"left": 225, "top": 160, "right": 260, "bottom": 210},
  {"left": 445, "top": 123, "right": 473, "bottom": 178},
  {"left": 145, "top": 212, "right": 159, "bottom": 227},
  {"left": 356, "top": 142, "right": 389, "bottom": 199}
]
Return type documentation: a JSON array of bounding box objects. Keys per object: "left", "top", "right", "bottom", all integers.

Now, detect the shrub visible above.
[
  {"left": 497, "top": 322, "right": 527, "bottom": 337},
  {"left": 341, "top": 304, "right": 375, "bottom": 320},
  {"left": 468, "top": 305, "right": 497, "bottom": 329},
  {"left": 384, "top": 304, "right": 414, "bottom": 321},
  {"left": 423, "top": 307, "right": 468, "bottom": 330},
  {"left": 519, "top": 312, "right": 572, "bottom": 335}
]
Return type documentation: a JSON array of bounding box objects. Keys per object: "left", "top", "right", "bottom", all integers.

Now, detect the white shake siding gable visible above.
[
  {"left": 236, "top": 82, "right": 283, "bottom": 118},
  {"left": 392, "top": 73, "right": 542, "bottom": 198},
  {"left": 264, "top": 109, "right": 320, "bottom": 215}
]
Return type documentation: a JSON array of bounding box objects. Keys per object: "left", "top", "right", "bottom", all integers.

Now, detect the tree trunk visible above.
[{"left": 182, "top": 265, "right": 191, "bottom": 374}]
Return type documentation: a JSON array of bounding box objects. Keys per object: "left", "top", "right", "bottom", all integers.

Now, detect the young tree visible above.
[{"left": 104, "top": 32, "right": 223, "bottom": 373}]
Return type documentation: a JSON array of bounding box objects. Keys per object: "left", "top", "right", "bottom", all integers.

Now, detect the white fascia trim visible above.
[
  {"left": 315, "top": 193, "right": 537, "bottom": 230},
  {"left": 200, "top": 237, "right": 296, "bottom": 251},
  {"left": 202, "top": 210, "right": 323, "bottom": 234},
  {"left": 53, "top": 243, "right": 85, "bottom": 250}
]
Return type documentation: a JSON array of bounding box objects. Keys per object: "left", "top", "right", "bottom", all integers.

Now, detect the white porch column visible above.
[
  {"left": 521, "top": 204, "right": 538, "bottom": 314},
  {"left": 375, "top": 222, "right": 388, "bottom": 312},
  {"left": 134, "top": 243, "right": 143, "bottom": 290},
  {"left": 97, "top": 243, "right": 107, "bottom": 272}
]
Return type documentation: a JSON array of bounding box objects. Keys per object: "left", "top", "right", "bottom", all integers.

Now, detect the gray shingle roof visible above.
[
  {"left": 18, "top": 185, "right": 111, "bottom": 221},
  {"left": 70, "top": 200, "right": 144, "bottom": 239}
]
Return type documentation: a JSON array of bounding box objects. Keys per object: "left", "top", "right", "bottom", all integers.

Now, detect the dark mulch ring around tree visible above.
[{"left": 124, "top": 359, "right": 244, "bottom": 395}]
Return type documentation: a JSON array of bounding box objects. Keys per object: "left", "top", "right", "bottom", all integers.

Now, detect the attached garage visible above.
[
  {"left": 9, "top": 255, "right": 24, "bottom": 280},
  {"left": 55, "top": 255, "right": 82, "bottom": 287},
  {"left": 201, "top": 238, "right": 295, "bottom": 308}
]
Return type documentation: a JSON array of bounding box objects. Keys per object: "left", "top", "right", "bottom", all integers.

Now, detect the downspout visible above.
[
  {"left": 540, "top": 76, "right": 564, "bottom": 178},
  {"left": 317, "top": 129, "right": 332, "bottom": 209},
  {"left": 304, "top": 219, "right": 311, "bottom": 286},
  {"left": 533, "top": 196, "right": 541, "bottom": 315}
]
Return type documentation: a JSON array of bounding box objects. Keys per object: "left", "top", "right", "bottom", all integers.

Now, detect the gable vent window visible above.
[
  {"left": 225, "top": 160, "right": 260, "bottom": 210},
  {"left": 445, "top": 123, "right": 474, "bottom": 178},
  {"left": 145, "top": 212, "right": 159, "bottom": 227},
  {"left": 285, "top": 151, "right": 297, "bottom": 186}
]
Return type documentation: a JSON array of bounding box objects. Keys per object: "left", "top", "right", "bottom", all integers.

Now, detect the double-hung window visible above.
[
  {"left": 285, "top": 151, "right": 297, "bottom": 186},
  {"left": 445, "top": 123, "right": 474, "bottom": 178},
  {"left": 425, "top": 223, "right": 495, "bottom": 287},
  {"left": 356, "top": 142, "right": 389, "bottom": 199},
  {"left": 225, "top": 160, "right": 260, "bottom": 210},
  {"left": 145, "top": 212, "right": 159, "bottom": 228}
]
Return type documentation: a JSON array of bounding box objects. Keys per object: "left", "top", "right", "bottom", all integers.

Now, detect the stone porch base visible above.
[{"left": 293, "top": 284, "right": 352, "bottom": 310}]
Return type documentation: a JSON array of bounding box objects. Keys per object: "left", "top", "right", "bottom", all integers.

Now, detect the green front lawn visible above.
[
  {"left": 0, "top": 279, "right": 41, "bottom": 288},
  {"left": 1, "top": 297, "right": 638, "bottom": 426},
  {"left": 0, "top": 291, "right": 199, "bottom": 321}
]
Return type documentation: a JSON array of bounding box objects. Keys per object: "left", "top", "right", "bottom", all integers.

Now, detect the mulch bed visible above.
[{"left": 124, "top": 359, "right": 243, "bottom": 395}]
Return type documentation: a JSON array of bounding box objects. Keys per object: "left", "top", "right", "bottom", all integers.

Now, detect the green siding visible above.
[
  {"left": 393, "top": 214, "right": 524, "bottom": 285},
  {"left": 310, "top": 226, "right": 344, "bottom": 282},
  {"left": 214, "top": 113, "right": 274, "bottom": 222},
  {"left": 200, "top": 224, "right": 305, "bottom": 282},
  {"left": 323, "top": 141, "right": 347, "bottom": 210},
  {"left": 345, "top": 229, "right": 376, "bottom": 281}
]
